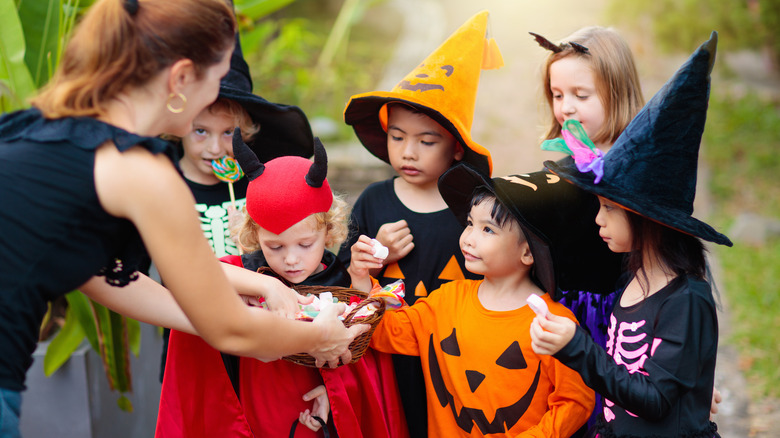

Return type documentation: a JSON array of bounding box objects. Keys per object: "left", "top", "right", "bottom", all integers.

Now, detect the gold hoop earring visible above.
[{"left": 166, "top": 92, "right": 187, "bottom": 114}]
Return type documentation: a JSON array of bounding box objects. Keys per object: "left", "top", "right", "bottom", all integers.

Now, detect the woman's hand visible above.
[
  {"left": 299, "top": 384, "right": 330, "bottom": 432},
  {"left": 374, "top": 220, "right": 414, "bottom": 265},
  {"left": 347, "top": 235, "right": 385, "bottom": 293},
  {"left": 257, "top": 275, "right": 312, "bottom": 319},
  {"left": 530, "top": 313, "right": 577, "bottom": 356},
  {"left": 309, "top": 303, "right": 370, "bottom": 368}
]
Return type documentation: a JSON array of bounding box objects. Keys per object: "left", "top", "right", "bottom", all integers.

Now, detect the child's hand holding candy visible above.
[
  {"left": 347, "top": 234, "right": 387, "bottom": 293},
  {"left": 374, "top": 219, "right": 414, "bottom": 265}
]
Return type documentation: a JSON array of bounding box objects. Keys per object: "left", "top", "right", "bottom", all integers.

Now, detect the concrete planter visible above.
[{"left": 20, "top": 323, "right": 163, "bottom": 438}]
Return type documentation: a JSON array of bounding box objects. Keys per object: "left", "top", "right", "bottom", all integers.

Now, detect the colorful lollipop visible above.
[{"left": 211, "top": 155, "right": 245, "bottom": 208}]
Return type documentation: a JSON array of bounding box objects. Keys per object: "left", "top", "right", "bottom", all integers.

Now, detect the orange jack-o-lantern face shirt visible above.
[{"left": 371, "top": 279, "right": 595, "bottom": 437}]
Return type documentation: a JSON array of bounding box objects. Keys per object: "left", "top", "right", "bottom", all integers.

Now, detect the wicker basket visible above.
[{"left": 282, "top": 284, "right": 386, "bottom": 368}]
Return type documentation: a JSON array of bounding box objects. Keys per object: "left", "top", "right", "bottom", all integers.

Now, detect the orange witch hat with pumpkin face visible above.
[{"left": 344, "top": 10, "right": 503, "bottom": 177}]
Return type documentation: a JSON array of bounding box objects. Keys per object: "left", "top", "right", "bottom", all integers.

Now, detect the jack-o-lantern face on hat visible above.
[
  {"left": 397, "top": 64, "right": 454, "bottom": 93},
  {"left": 428, "top": 330, "right": 541, "bottom": 434},
  {"left": 343, "top": 10, "right": 502, "bottom": 177}
]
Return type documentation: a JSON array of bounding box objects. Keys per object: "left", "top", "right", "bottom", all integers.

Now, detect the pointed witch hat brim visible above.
[
  {"left": 439, "top": 163, "right": 624, "bottom": 298},
  {"left": 344, "top": 10, "right": 503, "bottom": 177},
  {"left": 546, "top": 31, "right": 732, "bottom": 247},
  {"left": 220, "top": 33, "right": 314, "bottom": 162}
]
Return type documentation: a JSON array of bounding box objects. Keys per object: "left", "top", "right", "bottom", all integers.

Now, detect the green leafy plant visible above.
[
  {"left": 236, "top": 0, "right": 397, "bottom": 140},
  {"left": 44, "top": 291, "right": 141, "bottom": 411}
]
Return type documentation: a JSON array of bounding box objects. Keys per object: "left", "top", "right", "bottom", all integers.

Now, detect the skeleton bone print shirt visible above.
[
  {"left": 185, "top": 178, "right": 248, "bottom": 257},
  {"left": 555, "top": 275, "right": 720, "bottom": 438}
]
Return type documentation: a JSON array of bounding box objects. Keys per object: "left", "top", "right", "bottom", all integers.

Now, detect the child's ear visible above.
[
  {"left": 520, "top": 241, "right": 534, "bottom": 266},
  {"left": 453, "top": 142, "right": 465, "bottom": 161}
]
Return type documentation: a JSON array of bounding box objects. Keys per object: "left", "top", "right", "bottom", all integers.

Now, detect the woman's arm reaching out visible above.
[{"left": 93, "top": 144, "right": 368, "bottom": 366}]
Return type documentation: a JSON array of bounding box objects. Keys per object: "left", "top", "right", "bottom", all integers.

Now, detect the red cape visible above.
[{"left": 155, "top": 256, "right": 408, "bottom": 438}]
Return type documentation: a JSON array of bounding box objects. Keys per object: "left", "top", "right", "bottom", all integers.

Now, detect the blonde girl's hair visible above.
[
  {"left": 541, "top": 26, "right": 645, "bottom": 145},
  {"left": 32, "top": 0, "right": 236, "bottom": 118},
  {"left": 234, "top": 193, "right": 350, "bottom": 254}
]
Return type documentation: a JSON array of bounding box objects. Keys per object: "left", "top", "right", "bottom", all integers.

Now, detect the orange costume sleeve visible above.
[{"left": 370, "top": 279, "right": 594, "bottom": 437}]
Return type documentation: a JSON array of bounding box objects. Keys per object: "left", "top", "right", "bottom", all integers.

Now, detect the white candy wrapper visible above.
[
  {"left": 371, "top": 238, "right": 389, "bottom": 259},
  {"left": 526, "top": 294, "right": 549, "bottom": 318}
]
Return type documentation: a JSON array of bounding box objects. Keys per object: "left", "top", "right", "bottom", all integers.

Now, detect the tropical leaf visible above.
[
  {"left": 0, "top": 0, "right": 36, "bottom": 111},
  {"left": 18, "top": 0, "right": 61, "bottom": 87},
  {"left": 43, "top": 298, "right": 86, "bottom": 376},
  {"left": 89, "top": 300, "right": 135, "bottom": 411},
  {"left": 66, "top": 290, "right": 100, "bottom": 352}
]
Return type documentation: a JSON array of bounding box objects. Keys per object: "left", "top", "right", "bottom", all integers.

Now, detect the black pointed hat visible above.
[
  {"left": 545, "top": 31, "right": 732, "bottom": 246},
  {"left": 439, "top": 163, "right": 623, "bottom": 299},
  {"left": 219, "top": 33, "right": 314, "bottom": 161}
]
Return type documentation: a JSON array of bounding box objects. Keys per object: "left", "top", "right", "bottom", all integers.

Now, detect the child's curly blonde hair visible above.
[{"left": 233, "top": 192, "right": 350, "bottom": 253}]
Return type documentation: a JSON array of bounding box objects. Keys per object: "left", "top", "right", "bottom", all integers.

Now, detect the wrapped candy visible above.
[{"left": 369, "top": 280, "right": 406, "bottom": 309}]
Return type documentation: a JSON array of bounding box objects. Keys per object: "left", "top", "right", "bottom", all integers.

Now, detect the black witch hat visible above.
[
  {"left": 439, "top": 163, "right": 624, "bottom": 299},
  {"left": 220, "top": 34, "right": 314, "bottom": 161},
  {"left": 545, "top": 31, "right": 732, "bottom": 246}
]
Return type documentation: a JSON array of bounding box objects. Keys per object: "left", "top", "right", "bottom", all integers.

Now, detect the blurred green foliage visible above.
[
  {"left": 704, "top": 93, "right": 780, "bottom": 216},
  {"left": 237, "top": 0, "right": 397, "bottom": 140},
  {"left": 703, "top": 91, "right": 780, "bottom": 397},
  {"left": 607, "top": 0, "right": 780, "bottom": 65}
]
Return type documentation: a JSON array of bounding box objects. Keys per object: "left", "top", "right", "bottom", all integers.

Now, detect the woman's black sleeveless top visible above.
[{"left": 0, "top": 108, "right": 175, "bottom": 391}]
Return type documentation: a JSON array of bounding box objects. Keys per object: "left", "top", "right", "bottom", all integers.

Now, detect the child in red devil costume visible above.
[{"left": 155, "top": 135, "right": 407, "bottom": 438}]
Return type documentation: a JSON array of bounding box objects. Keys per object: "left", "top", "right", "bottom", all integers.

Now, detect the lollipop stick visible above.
[
  {"left": 228, "top": 181, "right": 236, "bottom": 210},
  {"left": 226, "top": 182, "right": 243, "bottom": 255}
]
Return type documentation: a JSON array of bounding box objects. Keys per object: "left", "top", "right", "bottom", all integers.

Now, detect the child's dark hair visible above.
[
  {"left": 625, "top": 211, "right": 707, "bottom": 293},
  {"left": 471, "top": 188, "right": 511, "bottom": 226},
  {"left": 469, "top": 188, "right": 524, "bottom": 242}
]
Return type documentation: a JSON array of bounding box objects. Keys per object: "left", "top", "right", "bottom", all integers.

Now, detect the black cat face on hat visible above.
[
  {"left": 545, "top": 31, "right": 732, "bottom": 247},
  {"left": 220, "top": 34, "right": 314, "bottom": 162},
  {"left": 439, "top": 163, "right": 624, "bottom": 299}
]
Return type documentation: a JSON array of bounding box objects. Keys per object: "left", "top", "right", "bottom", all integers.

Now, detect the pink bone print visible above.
[{"left": 602, "top": 315, "right": 664, "bottom": 421}]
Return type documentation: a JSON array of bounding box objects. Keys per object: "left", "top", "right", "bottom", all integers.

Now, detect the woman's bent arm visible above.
[{"left": 93, "top": 144, "right": 367, "bottom": 364}]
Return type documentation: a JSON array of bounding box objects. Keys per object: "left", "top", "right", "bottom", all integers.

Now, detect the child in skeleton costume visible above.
[
  {"left": 176, "top": 34, "right": 313, "bottom": 257},
  {"left": 338, "top": 12, "right": 502, "bottom": 435},
  {"left": 156, "top": 137, "right": 407, "bottom": 438},
  {"left": 159, "top": 33, "right": 314, "bottom": 381},
  {"left": 530, "top": 32, "right": 730, "bottom": 438},
  {"left": 350, "top": 163, "right": 600, "bottom": 437}
]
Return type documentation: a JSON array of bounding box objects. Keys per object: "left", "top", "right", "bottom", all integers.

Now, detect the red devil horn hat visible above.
[
  {"left": 305, "top": 138, "right": 328, "bottom": 188},
  {"left": 233, "top": 129, "right": 333, "bottom": 234}
]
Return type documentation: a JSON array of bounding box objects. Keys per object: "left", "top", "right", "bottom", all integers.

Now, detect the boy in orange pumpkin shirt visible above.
[{"left": 350, "top": 164, "right": 596, "bottom": 437}]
